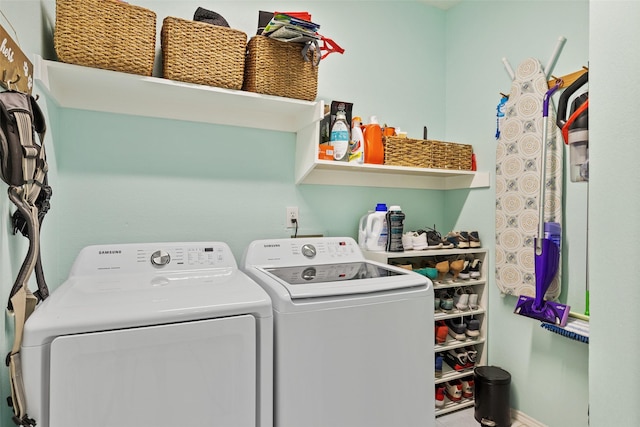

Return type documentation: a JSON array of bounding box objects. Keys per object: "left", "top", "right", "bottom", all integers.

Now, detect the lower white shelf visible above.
[{"left": 436, "top": 398, "right": 475, "bottom": 417}]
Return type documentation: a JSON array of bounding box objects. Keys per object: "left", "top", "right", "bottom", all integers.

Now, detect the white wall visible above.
[{"left": 589, "top": 1, "right": 640, "bottom": 426}]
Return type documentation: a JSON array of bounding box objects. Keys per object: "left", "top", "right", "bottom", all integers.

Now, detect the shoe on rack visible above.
[
  {"left": 460, "top": 377, "right": 475, "bottom": 398},
  {"left": 435, "top": 320, "right": 449, "bottom": 344},
  {"left": 443, "top": 348, "right": 468, "bottom": 371},
  {"left": 458, "top": 257, "right": 472, "bottom": 280},
  {"left": 449, "top": 258, "right": 465, "bottom": 280},
  {"left": 423, "top": 226, "right": 445, "bottom": 249},
  {"left": 467, "top": 231, "right": 482, "bottom": 248},
  {"left": 435, "top": 353, "right": 443, "bottom": 378},
  {"left": 445, "top": 318, "right": 467, "bottom": 341},
  {"left": 463, "top": 316, "right": 481, "bottom": 338},
  {"left": 411, "top": 231, "right": 429, "bottom": 250},
  {"left": 445, "top": 231, "right": 470, "bottom": 249},
  {"left": 453, "top": 288, "right": 469, "bottom": 311},
  {"left": 465, "top": 346, "right": 478, "bottom": 367},
  {"left": 444, "top": 380, "right": 463, "bottom": 402},
  {"left": 466, "top": 288, "right": 479, "bottom": 310},
  {"left": 439, "top": 292, "right": 453, "bottom": 311},
  {"left": 434, "top": 295, "right": 441, "bottom": 311},
  {"left": 469, "top": 259, "right": 482, "bottom": 279},
  {"left": 435, "top": 384, "right": 446, "bottom": 408},
  {"left": 402, "top": 232, "right": 414, "bottom": 250}
]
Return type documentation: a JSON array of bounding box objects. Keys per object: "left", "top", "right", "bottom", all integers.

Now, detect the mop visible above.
[{"left": 514, "top": 80, "right": 571, "bottom": 327}]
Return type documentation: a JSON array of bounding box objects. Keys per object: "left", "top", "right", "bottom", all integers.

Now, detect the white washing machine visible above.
[
  {"left": 242, "top": 237, "right": 434, "bottom": 427},
  {"left": 20, "top": 242, "right": 273, "bottom": 427}
]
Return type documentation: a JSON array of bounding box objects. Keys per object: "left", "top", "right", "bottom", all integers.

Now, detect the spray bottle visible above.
[{"left": 349, "top": 116, "right": 365, "bottom": 163}]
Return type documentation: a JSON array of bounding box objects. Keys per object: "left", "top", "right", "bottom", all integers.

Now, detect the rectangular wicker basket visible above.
[
  {"left": 243, "top": 36, "right": 318, "bottom": 101},
  {"left": 161, "top": 17, "right": 247, "bottom": 90},
  {"left": 54, "top": 0, "right": 156, "bottom": 76},
  {"left": 383, "top": 136, "right": 473, "bottom": 170}
]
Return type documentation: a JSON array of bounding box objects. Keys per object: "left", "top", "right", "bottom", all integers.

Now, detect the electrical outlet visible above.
[{"left": 286, "top": 207, "right": 299, "bottom": 228}]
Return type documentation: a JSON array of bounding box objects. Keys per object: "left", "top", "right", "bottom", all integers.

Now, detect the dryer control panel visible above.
[
  {"left": 68, "top": 242, "right": 237, "bottom": 276},
  {"left": 243, "top": 237, "right": 364, "bottom": 267}
]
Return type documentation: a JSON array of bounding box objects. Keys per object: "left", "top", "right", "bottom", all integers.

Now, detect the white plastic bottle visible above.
[
  {"left": 331, "top": 110, "right": 350, "bottom": 162},
  {"left": 349, "top": 116, "right": 365, "bottom": 164},
  {"left": 365, "top": 203, "right": 388, "bottom": 251}
]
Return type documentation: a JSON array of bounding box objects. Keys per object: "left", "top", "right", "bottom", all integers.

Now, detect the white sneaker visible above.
[
  {"left": 411, "top": 231, "right": 429, "bottom": 250},
  {"left": 402, "top": 232, "right": 414, "bottom": 250}
]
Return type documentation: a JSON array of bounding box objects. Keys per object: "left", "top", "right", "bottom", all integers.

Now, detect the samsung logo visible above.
[
  {"left": 98, "top": 250, "right": 121, "bottom": 255},
  {"left": 263, "top": 244, "right": 280, "bottom": 248}
]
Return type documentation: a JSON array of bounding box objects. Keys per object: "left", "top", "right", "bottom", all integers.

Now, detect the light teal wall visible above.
[
  {"left": 0, "top": 1, "right": 598, "bottom": 426},
  {"left": 445, "top": 2, "right": 590, "bottom": 426},
  {"left": 589, "top": 2, "right": 640, "bottom": 426}
]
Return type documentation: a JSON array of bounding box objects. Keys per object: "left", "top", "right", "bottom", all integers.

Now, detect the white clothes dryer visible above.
[
  {"left": 242, "top": 237, "right": 434, "bottom": 427},
  {"left": 21, "top": 242, "right": 273, "bottom": 427}
]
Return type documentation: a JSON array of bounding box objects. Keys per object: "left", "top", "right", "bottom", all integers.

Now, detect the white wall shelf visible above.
[{"left": 34, "top": 56, "right": 490, "bottom": 190}]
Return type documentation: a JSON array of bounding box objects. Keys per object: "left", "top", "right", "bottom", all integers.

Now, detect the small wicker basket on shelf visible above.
[
  {"left": 161, "top": 16, "right": 247, "bottom": 90},
  {"left": 243, "top": 36, "right": 318, "bottom": 101},
  {"left": 383, "top": 136, "right": 473, "bottom": 170},
  {"left": 54, "top": 0, "right": 156, "bottom": 76}
]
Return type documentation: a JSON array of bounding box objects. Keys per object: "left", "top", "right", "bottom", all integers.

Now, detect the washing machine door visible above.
[{"left": 48, "top": 315, "right": 256, "bottom": 427}]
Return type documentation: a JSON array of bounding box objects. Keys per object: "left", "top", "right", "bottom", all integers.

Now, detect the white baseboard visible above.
[{"left": 511, "top": 409, "right": 548, "bottom": 427}]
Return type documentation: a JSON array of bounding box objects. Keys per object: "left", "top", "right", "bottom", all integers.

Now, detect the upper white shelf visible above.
[
  {"left": 33, "top": 55, "right": 323, "bottom": 132},
  {"left": 33, "top": 55, "right": 490, "bottom": 190}
]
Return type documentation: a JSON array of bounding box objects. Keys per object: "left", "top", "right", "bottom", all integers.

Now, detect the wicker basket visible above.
[
  {"left": 54, "top": 0, "right": 156, "bottom": 76},
  {"left": 243, "top": 36, "right": 318, "bottom": 101},
  {"left": 383, "top": 136, "right": 473, "bottom": 170},
  {"left": 161, "top": 17, "right": 247, "bottom": 90}
]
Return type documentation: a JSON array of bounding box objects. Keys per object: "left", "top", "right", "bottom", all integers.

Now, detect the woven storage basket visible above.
[
  {"left": 383, "top": 136, "right": 473, "bottom": 170},
  {"left": 243, "top": 36, "right": 318, "bottom": 101},
  {"left": 54, "top": 0, "right": 156, "bottom": 76},
  {"left": 161, "top": 17, "right": 247, "bottom": 90}
]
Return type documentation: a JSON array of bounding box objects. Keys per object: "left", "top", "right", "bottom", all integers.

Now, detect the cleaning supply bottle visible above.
[
  {"left": 544, "top": 222, "right": 562, "bottom": 251},
  {"left": 349, "top": 116, "right": 365, "bottom": 163},
  {"left": 365, "top": 203, "right": 388, "bottom": 251},
  {"left": 362, "top": 116, "right": 384, "bottom": 164},
  {"left": 330, "top": 110, "right": 350, "bottom": 162},
  {"left": 385, "top": 205, "right": 405, "bottom": 252}
]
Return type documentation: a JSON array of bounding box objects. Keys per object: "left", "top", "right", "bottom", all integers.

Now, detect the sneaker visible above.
[
  {"left": 435, "top": 320, "right": 449, "bottom": 344},
  {"left": 444, "top": 380, "right": 463, "bottom": 402},
  {"left": 445, "top": 318, "right": 467, "bottom": 341},
  {"left": 435, "top": 353, "right": 443, "bottom": 378},
  {"left": 445, "top": 231, "right": 470, "bottom": 249},
  {"left": 465, "top": 346, "right": 478, "bottom": 367},
  {"left": 443, "top": 348, "right": 468, "bottom": 371},
  {"left": 435, "top": 384, "right": 446, "bottom": 408},
  {"left": 453, "top": 288, "right": 469, "bottom": 311},
  {"left": 423, "top": 228, "right": 444, "bottom": 249},
  {"left": 463, "top": 316, "right": 481, "bottom": 338},
  {"left": 411, "top": 231, "right": 429, "bottom": 250},
  {"left": 402, "top": 232, "right": 414, "bottom": 250},
  {"left": 439, "top": 292, "right": 453, "bottom": 311},
  {"left": 460, "top": 377, "right": 475, "bottom": 398},
  {"left": 469, "top": 259, "right": 482, "bottom": 279},
  {"left": 458, "top": 259, "right": 471, "bottom": 280},
  {"left": 466, "top": 288, "right": 479, "bottom": 310},
  {"left": 468, "top": 231, "right": 482, "bottom": 248},
  {"left": 434, "top": 295, "right": 441, "bottom": 311}
]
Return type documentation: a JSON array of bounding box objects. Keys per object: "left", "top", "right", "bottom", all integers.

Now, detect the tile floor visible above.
[{"left": 437, "top": 407, "right": 533, "bottom": 427}]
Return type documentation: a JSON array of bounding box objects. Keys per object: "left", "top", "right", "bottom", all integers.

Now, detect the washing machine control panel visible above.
[
  {"left": 70, "top": 242, "right": 237, "bottom": 276},
  {"left": 244, "top": 237, "right": 364, "bottom": 267}
]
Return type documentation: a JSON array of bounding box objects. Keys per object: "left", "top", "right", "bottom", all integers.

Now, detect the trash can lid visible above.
[{"left": 474, "top": 366, "right": 511, "bottom": 384}]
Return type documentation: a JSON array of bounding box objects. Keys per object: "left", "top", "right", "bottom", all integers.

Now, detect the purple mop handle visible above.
[{"left": 543, "top": 81, "right": 562, "bottom": 117}]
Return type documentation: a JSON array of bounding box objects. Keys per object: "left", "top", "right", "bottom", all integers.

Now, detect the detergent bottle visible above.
[
  {"left": 365, "top": 203, "right": 388, "bottom": 251},
  {"left": 330, "top": 110, "right": 350, "bottom": 162},
  {"left": 385, "top": 205, "right": 405, "bottom": 252},
  {"left": 349, "top": 116, "right": 365, "bottom": 164},
  {"left": 362, "top": 116, "right": 384, "bottom": 164}
]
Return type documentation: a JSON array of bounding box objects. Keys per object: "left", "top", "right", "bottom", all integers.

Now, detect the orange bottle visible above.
[{"left": 362, "top": 116, "right": 384, "bottom": 164}]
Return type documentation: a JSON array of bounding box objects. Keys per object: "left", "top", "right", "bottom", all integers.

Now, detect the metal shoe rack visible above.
[{"left": 363, "top": 247, "right": 488, "bottom": 417}]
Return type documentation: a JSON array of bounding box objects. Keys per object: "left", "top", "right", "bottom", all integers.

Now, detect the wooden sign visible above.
[{"left": 0, "top": 23, "right": 33, "bottom": 94}]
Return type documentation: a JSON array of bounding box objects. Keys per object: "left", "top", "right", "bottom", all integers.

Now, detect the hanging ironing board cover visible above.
[{"left": 495, "top": 57, "right": 563, "bottom": 299}]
